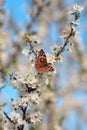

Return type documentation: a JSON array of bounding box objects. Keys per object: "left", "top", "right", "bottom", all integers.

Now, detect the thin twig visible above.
[
  {"left": 57, "top": 27, "right": 73, "bottom": 57},
  {"left": 25, "top": 83, "right": 37, "bottom": 93},
  {"left": 4, "top": 111, "right": 15, "bottom": 124},
  {"left": 17, "top": 106, "right": 27, "bottom": 130},
  {"left": 29, "top": 41, "right": 37, "bottom": 58}
]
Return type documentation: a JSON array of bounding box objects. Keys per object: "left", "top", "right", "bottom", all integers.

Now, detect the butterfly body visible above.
[{"left": 35, "top": 49, "right": 54, "bottom": 73}]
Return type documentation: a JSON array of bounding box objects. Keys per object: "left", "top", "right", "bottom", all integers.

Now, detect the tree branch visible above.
[{"left": 57, "top": 27, "right": 74, "bottom": 57}]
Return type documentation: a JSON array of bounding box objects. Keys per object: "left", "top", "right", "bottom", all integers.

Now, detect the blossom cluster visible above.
[{"left": 50, "top": 3, "right": 84, "bottom": 61}]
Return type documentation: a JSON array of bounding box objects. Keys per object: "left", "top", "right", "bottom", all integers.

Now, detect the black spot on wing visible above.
[{"left": 39, "top": 49, "right": 46, "bottom": 57}]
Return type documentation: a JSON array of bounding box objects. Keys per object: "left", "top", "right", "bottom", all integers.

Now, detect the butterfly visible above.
[{"left": 35, "top": 49, "right": 54, "bottom": 73}]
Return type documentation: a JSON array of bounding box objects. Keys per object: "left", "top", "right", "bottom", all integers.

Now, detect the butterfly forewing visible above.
[
  {"left": 38, "top": 49, "right": 47, "bottom": 63},
  {"left": 37, "top": 49, "right": 48, "bottom": 67}
]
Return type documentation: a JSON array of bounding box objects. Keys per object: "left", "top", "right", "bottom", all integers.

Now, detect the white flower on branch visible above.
[
  {"left": 50, "top": 44, "right": 60, "bottom": 52},
  {"left": 31, "top": 35, "right": 41, "bottom": 44},
  {"left": 16, "top": 72, "right": 37, "bottom": 85},
  {"left": 55, "top": 55, "right": 63, "bottom": 63},
  {"left": 17, "top": 119, "right": 26, "bottom": 126},
  {"left": 22, "top": 48, "right": 30, "bottom": 56},
  {"left": 12, "top": 97, "right": 28, "bottom": 108},
  {"left": 11, "top": 111, "right": 21, "bottom": 123},
  {"left": 60, "top": 29, "right": 71, "bottom": 40},
  {"left": 12, "top": 94, "right": 41, "bottom": 110},
  {"left": 71, "top": 20, "right": 80, "bottom": 26},
  {"left": 73, "top": 3, "right": 84, "bottom": 12},
  {"left": 28, "top": 93, "right": 41, "bottom": 106},
  {"left": 47, "top": 53, "right": 56, "bottom": 63},
  {"left": 30, "top": 111, "right": 42, "bottom": 125}
]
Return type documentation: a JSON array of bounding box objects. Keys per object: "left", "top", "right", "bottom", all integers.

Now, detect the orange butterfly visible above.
[{"left": 35, "top": 49, "right": 54, "bottom": 73}]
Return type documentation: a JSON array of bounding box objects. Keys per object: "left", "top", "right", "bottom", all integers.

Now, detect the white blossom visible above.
[
  {"left": 12, "top": 93, "right": 41, "bottom": 109},
  {"left": 50, "top": 44, "right": 60, "bottom": 51},
  {"left": 30, "top": 111, "right": 42, "bottom": 124},
  {"left": 16, "top": 72, "right": 38, "bottom": 85},
  {"left": 11, "top": 111, "right": 21, "bottom": 122},
  {"left": 60, "top": 31, "right": 70, "bottom": 39},
  {"left": 47, "top": 53, "right": 56, "bottom": 63},
  {"left": 55, "top": 55, "right": 63, "bottom": 63},
  {"left": 73, "top": 3, "right": 84, "bottom": 12},
  {"left": 28, "top": 93, "right": 41, "bottom": 106},
  {"left": 22, "top": 48, "right": 30, "bottom": 56},
  {"left": 17, "top": 119, "right": 26, "bottom": 125},
  {"left": 31, "top": 35, "right": 41, "bottom": 44},
  {"left": 12, "top": 97, "right": 28, "bottom": 108},
  {"left": 26, "top": 73, "right": 38, "bottom": 84},
  {"left": 71, "top": 20, "right": 80, "bottom": 26}
]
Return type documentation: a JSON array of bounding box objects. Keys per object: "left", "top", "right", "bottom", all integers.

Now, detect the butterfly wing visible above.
[
  {"left": 35, "top": 49, "right": 47, "bottom": 67},
  {"left": 38, "top": 49, "right": 47, "bottom": 65},
  {"left": 35, "top": 49, "right": 54, "bottom": 73}
]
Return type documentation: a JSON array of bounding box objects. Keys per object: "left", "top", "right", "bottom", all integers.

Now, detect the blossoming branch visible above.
[{"left": 2, "top": 3, "right": 84, "bottom": 130}]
